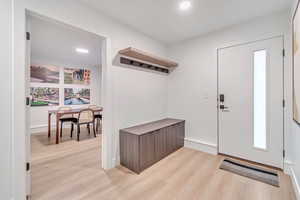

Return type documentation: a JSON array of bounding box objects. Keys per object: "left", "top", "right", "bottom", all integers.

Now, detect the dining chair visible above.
[
  {"left": 71, "top": 108, "right": 96, "bottom": 141},
  {"left": 57, "top": 106, "right": 77, "bottom": 139},
  {"left": 88, "top": 105, "right": 102, "bottom": 133},
  {"left": 88, "top": 105, "right": 102, "bottom": 134}
]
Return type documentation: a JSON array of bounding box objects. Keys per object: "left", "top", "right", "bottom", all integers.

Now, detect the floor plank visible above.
[{"left": 31, "top": 129, "right": 296, "bottom": 200}]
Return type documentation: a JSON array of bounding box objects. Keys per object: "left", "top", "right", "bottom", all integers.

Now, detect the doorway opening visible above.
[{"left": 26, "top": 12, "right": 107, "bottom": 199}]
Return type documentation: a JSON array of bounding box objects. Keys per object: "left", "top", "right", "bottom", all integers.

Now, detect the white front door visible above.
[{"left": 218, "top": 37, "right": 284, "bottom": 169}]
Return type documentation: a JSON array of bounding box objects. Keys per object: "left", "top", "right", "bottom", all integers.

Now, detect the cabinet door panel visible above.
[
  {"left": 155, "top": 129, "right": 167, "bottom": 161},
  {"left": 172, "top": 125, "right": 178, "bottom": 151},
  {"left": 178, "top": 122, "right": 185, "bottom": 148},
  {"left": 174, "top": 124, "right": 180, "bottom": 150},
  {"left": 166, "top": 125, "right": 175, "bottom": 154},
  {"left": 120, "top": 132, "right": 140, "bottom": 173},
  {"left": 140, "top": 133, "right": 156, "bottom": 170},
  {"left": 166, "top": 126, "right": 172, "bottom": 155}
]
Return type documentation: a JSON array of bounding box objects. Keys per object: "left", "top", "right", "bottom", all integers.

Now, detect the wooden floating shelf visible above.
[{"left": 119, "top": 47, "right": 178, "bottom": 68}]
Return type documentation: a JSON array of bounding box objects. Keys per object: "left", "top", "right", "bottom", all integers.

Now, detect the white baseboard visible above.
[
  {"left": 184, "top": 138, "right": 218, "bottom": 155},
  {"left": 285, "top": 161, "right": 300, "bottom": 200},
  {"left": 284, "top": 160, "right": 293, "bottom": 174},
  {"left": 30, "top": 124, "right": 67, "bottom": 134},
  {"left": 31, "top": 124, "right": 51, "bottom": 134}
]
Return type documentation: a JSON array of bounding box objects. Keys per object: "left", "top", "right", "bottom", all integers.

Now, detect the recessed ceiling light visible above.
[
  {"left": 179, "top": 0, "right": 191, "bottom": 11},
  {"left": 76, "top": 48, "right": 89, "bottom": 54}
]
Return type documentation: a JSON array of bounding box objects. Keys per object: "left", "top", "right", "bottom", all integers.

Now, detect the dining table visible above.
[{"left": 48, "top": 107, "right": 103, "bottom": 144}]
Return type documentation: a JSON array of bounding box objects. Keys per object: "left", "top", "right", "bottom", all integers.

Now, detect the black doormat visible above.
[{"left": 220, "top": 159, "right": 279, "bottom": 187}]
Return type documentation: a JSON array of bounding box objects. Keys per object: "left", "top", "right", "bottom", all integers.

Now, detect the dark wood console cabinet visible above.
[{"left": 120, "top": 118, "right": 185, "bottom": 174}]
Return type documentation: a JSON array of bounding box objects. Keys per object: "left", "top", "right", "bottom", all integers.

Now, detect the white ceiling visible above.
[
  {"left": 80, "top": 0, "right": 292, "bottom": 44},
  {"left": 30, "top": 15, "right": 103, "bottom": 66}
]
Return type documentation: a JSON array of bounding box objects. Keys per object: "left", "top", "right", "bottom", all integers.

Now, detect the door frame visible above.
[
  {"left": 13, "top": 8, "right": 115, "bottom": 199},
  {"left": 25, "top": 10, "right": 113, "bottom": 169},
  {"left": 216, "top": 36, "right": 285, "bottom": 167}
]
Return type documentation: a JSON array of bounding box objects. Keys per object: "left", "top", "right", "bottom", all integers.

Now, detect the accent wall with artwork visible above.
[{"left": 30, "top": 64, "right": 94, "bottom": 107}]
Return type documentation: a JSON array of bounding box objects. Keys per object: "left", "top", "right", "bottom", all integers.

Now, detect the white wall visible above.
[
  {"left": 167, "top": 11, "right": 292, "bottom": 159},
  {"left": 0, "top": 0, "right": 12, "bottom": 199},
  {"left": 13, "top": 1, "right": 168, "bottom": 199}
]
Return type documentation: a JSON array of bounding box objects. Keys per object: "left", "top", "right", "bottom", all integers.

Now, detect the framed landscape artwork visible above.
[
  {"left": 294, "top": 1, "right": 300, "bottom": 124},
  {"left": 64, "top": 88, "right": 90, "bottom": 105},
  {"left": 30, "top": 87, "right": 59, "bottom": 107},
  {"left": 64, "top": 68, "right": 91, "bottom": 85},
  {"left": 30, "top": 65, "right": 60, "bottom": 83}
]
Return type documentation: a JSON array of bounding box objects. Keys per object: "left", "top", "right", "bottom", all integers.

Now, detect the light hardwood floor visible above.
[{"left": 31, "top": 129, "right": 296, "bottom": 200}]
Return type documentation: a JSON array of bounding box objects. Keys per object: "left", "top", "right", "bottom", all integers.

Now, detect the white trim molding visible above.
[
  {"left": 30, "top": 124, "right": 58, "bottom": 134},
  {"left": 184, "top": 138, "right": 218, "bottom": 155},
  {"left": 284, "top": 160, "right": 293, "bottom": 174},
  {"left": 30, "top": 123, "right": 71, "bottom": 134},
  {"left": 285, "top": 161, "right": 300, "bottom": 200}
]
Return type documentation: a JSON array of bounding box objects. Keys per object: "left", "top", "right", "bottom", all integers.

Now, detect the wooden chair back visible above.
[
  {"left": 57, "top": 106, "right": 73, "bottom": 119},
  {"left": 88, "top": 105, "right": 102, "bottom": 115},
  {"left": 78, "top": 108, "right": 94, "bottom": 124}
]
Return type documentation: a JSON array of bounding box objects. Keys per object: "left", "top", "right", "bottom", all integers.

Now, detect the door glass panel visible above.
[{"left": 253, "top": 50, "right": 267, "bottom": 149}]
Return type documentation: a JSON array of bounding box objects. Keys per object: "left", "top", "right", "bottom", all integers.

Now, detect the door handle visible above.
[
  {"left": 220, "top": 105, "right": 230, "bottom": 112},
  {"left": 220, "top": 105, "right": 228, "bottom": 109}
]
